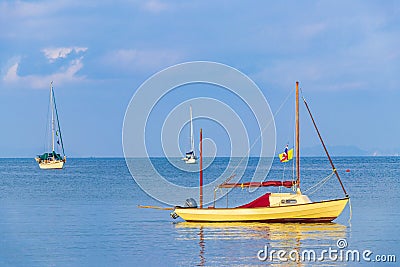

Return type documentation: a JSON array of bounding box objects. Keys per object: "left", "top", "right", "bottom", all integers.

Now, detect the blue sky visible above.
[{"left": 1, "top": 0, "right": 399, "bottom": 157}]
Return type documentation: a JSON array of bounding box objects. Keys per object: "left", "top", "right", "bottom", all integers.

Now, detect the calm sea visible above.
[{"left": 0, "top": 157, "right": 399, "bottom": 266}]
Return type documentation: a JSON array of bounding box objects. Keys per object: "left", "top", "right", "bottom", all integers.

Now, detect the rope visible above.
[
  {"left": 291, "top": 89, "right": 296, "bottom": 192},
  {"left": 279, "top": 164, "right": 286, "bottom": 193},
  {"left": 302, "top": 171, "right": 335, "bottom": 196},
  {"left": 52, "top": 88, "right": 65, "bottom": 156},
  {"left": 137, "top": 205, "right": 174, "bottom": 210},
  {"left": 227, "top": 87, "right": 295, "bottom": 179},
  {"left": 348, "top": 197, "right": 352, "bottom": 227},
  {"left": 277, "top": 171, "right": 335, "bottom": 202},
  {"left": 44, "top": 92, "right": 51, "bottom": 153}
]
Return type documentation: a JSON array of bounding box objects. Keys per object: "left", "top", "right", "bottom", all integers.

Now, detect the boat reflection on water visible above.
[
  {"left": 175, "top": 222, "right": 347, "bottom": 266},
  {"left": 198, "top": 226, "right": 205, "bottom": 266}
]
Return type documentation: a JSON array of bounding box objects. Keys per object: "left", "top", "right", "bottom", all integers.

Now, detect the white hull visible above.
[
  {"left": 186, "top": 157, "right": 196, "bottom": 164},
  {"left": 183, "top": 106, "right": 197, "bottom": 163},
  {"left": 37, "top": 160, "right": 65, "bottom": 169}
]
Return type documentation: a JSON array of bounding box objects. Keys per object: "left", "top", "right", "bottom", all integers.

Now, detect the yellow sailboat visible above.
[{"left": 171, "top": 82, "right": 349, "bottom": 222}]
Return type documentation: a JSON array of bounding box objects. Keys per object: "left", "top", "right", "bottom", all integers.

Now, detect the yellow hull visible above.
[
  {"left": 174, "top": 197, "right": 349, "bottom": 223},
  {"left": 37, "top": 160, "right": 65, "bottom": 169}
]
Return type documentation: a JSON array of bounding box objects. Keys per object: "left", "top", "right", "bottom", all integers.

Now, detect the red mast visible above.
[
  {"left": 199, "top": 128, "right": 203, "bottom": 208},
  {"left": 296, "top": 81, "right": 300, "bottom": 188}
]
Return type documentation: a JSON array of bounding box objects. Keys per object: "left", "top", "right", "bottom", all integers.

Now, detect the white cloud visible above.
[
  {"left": 3, "top": 62, "right": 19, "bottom": 83},
  {"left": 2, "top": 57, "right": 86, "bottom": 89},
  {"left": 42, "top": 47, "right": 88, "bottom": 62},
  {"left": 250, "top": 3, "right": 400, "bottom": 92},
  {"left": 1, "top": 45, "right": 88, "bottom": 89}
]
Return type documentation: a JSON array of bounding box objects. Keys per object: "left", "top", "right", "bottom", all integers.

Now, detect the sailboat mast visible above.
[
  {"left": 190, "top": 105, "right": 194, "bottom": 152},
  {"left": 302, "top": 96, "right": 349, "bottom": 197},
  {"left": 295, "top": 81, "right": 300, "bottom": 187},
  {"left": 199, "top": 128, "right": 203, "bottom": 208},
  {"left": 51, "top": 81, "right": 55, "bottom": 152}
]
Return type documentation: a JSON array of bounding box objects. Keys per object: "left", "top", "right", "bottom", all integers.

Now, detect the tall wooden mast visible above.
[{"left": 295, "top": 81, "right": 300, "bottom": 188}]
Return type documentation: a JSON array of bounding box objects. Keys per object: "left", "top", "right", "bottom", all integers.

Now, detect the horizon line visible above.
[{"left": 1, "top": 155, "right": 399, "bottom": 159}]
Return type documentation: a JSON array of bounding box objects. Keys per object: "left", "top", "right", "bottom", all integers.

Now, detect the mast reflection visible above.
[{"left": 175, "top": 222, "right": 347, "bottom": 266}]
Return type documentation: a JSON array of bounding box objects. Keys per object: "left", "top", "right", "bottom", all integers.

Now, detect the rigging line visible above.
[
  {"left": 227, "top": 88, "right": 295, "bottom": 179},
  {"left": 216, "top": 174, "right": 237, "bottom": 190},
  {"left": 52, "top": 88, "right": 65, "bottom": 156},
  {"left": 303, "top": 172, "right": 335, "bottom": 196},
  {"left": 306, "top": 172, "right": 333, "bottom": 191},
  {"left": 291, "top": 90, "right": 296, "bottom": 187},
  {"left": 137, "top": 205, "right": 174, "bottom": 210},
  {"left": 279, "top": 164, "right": 286, "bottom": 193},
  {"left": 303, "top": 171, "right": 334, "bottom": 192},
  {"left": 280, "top": 88, "right": 295, "bottom": 188},
  {"left": 301, "top": 91, "right": 348, "bottom": 197},
  {"left": 282, "top": 172, "right": 334, "bottom": 201},
  {"left": 44, "top": 90, "right": 51, "bottom": 153},
  {"left": 348, "top": 197, "right": 353, "bottom": 227},
  {"left": 306, "top": 178, "right": 331, "bottom": 196}
]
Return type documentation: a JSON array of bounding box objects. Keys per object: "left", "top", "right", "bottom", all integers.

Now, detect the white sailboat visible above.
[
  {"left": 183, "top": 105, "right": 197, "bottom": 164},
  {"left": 35, "top": 82, "right": 66, "bottom": 169}
]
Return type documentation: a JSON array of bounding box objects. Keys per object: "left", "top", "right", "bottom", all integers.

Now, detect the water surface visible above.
[{"left": 0, "top": 157, "right": 399, "bottom": 266}]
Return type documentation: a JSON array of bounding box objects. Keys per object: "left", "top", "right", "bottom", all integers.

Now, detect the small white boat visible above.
[
  {"left": 182, "top": 105, "right": 197, "bottom": 164},
  {"left": 35, "top": 82, "right": 66, "bottom": 169}
]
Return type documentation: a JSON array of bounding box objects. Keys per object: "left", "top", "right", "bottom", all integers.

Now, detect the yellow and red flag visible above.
[{"left": 279, "top": 147, "right": 293, "bottom": 162}]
